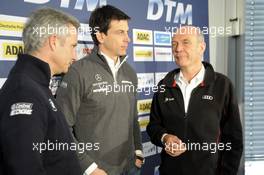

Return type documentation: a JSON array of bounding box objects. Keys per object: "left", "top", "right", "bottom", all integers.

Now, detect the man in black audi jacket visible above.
[
  {"left": 147, "top": 25, "right": 243, "bottom": 175},
  {"left": 0, "top": 8, "right": 82, "bottom": 175}
]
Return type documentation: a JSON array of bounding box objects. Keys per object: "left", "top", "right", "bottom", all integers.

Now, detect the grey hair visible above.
[
  {"left": 22, "top": 7, "right": 80, "bottom": 54},
  {"left": 194, "top": 27, "right": 205, "bottom": 43}
]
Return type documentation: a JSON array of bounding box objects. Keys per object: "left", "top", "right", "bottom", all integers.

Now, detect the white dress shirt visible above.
[
  {"left": 101, "top": 52, "right": 120, "bottom": 82},
  {"left": 175, "top": 65, "right": 205, "bottom": 113}
]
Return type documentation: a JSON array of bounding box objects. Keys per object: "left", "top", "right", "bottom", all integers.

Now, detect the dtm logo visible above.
[
  {"left": 24, "top": 0, "right": 107, "bottom": 11},
  {"left": 202, "top": 95, "right": 213, "bottom": 101},
  {"left": 147, "top": 0, "right": 192, "bottom": 24}
]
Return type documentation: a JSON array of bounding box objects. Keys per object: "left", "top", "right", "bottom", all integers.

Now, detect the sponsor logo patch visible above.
[
  {"left": 202, "top": 95, "right": 213, "bottom": 101},
  {"left": 10, "top": 102, "right": 33, "bottom": 116}
]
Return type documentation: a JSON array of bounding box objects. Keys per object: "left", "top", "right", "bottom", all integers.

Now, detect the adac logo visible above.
[
  {"left": 137, "top": 32, "right": 150, "bottom": 41},
  {"left": 3, "top": 42, "right": 24, "bottom": 58},
  {"left": 137, "top": 99, "right": 152, "bottom": 115},
  {"left": 133, "top": 29, "right": 153, "bottom": 45}
]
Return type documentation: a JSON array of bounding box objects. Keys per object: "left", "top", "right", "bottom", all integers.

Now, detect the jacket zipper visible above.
[
  {"left": 113, "top": 56, "right": 128, "bottom": 83},
  {"left": 183, "top": 86, "right": 202, "bottom": 140},
  {"left": 174, "top": 86, "right": 188, "bottom": 140}
]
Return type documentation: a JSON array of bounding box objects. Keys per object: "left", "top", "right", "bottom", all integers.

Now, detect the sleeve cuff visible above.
[
  {"left": 83, "top": 162, "right": 98, "bottom": 175},
  {"left": 135, "top": 150, "right": 143, "bottom": 157},
  {"left": 161, "top": 133, "right": 168, "bottom": 144}
]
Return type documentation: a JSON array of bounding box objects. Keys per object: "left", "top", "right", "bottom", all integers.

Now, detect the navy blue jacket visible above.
[
  {"left": 0, "top": 54, "right": 81, "bottom": 175},
  {"left": 147, "top": 62, "right": 243, "bottom": 175}
]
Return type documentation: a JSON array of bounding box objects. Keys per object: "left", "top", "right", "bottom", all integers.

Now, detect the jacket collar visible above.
[
  {"left": 11, "top": 54, "right": 51, "bottom": 87},
  {"left": 89, "top": 45, "right": 127, "bottom": 66},
  {"left": 163, "top": 61, "right": 216, "bottom": 88}
]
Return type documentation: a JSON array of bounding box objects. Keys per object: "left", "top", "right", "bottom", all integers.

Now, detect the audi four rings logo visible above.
[{"left": 202, "top": 95, "right": 213, "bottom": 100}]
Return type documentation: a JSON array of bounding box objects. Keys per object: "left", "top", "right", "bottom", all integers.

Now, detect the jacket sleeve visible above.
[
  {"left": 218, "top": 81, "right": 243, "bottom": 175},
  {"left": 1, "top": 89, "right": 47, "bottom": 175},
  {"left": 133, "top": 82, "right": 143, "bottom": 152},
  {"left": 56, "top": 66, "right": 95, "bottom": 173},
  {"left": 146, "top": 83, "right": 168, "bottom": 147}
]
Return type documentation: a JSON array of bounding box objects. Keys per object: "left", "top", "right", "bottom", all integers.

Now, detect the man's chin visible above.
[
  {"left": 61, "top": 67, "right": 69, "bottom": 74},
  {"left": 119, "top": 52, "right": 127, "bottom": 57}
]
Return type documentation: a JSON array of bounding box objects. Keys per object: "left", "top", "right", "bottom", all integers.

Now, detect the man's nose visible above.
[
  {"left": 173, "top": 43, "right": 182, "bottom": 52},
  {"left": 72, "top": 50, "right": 77, "bottom": 62},
  {"left": 124, "top": 33, "right": 130, "bottom": 43}
]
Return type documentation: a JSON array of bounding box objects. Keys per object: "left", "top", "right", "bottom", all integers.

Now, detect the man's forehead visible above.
[
  {"left": 109, "top": 19, "right": 129, "bottom": 29},
  {"left": 173, "top": 26, "right": 200, "bottom": 37},
  {"left": 172, "top": 33, "right": 195, "bottom": 41}
]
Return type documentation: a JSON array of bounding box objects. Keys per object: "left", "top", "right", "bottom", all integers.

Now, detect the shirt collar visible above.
[
  {"left": 100, "top": 51, "right": 120, "bottom": 70},
  {"left": 175, "top": 64, "right": 205, "bottom": 85}
]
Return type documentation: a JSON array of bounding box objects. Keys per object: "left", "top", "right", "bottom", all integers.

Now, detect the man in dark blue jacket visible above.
[
  {"left": 147, "top": 25, "right": 243, "bottom": 175},
  {"left": 0, "top": 8, "right": 81, "bottom": 175}
]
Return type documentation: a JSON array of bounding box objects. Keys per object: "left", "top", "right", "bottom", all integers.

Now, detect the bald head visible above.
[
  {"left": 173, "top": 25, "right": 205, "bottom": 43},
  {"left": 172, "top": 25, "right": 206, "bottom": 70}
]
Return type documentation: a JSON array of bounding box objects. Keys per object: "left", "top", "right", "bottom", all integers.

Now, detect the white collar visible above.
[
  {"left": 176, "top": 65, "right": 205, "bottom": 85},
  {"left": 100, "top": 51, "right": 120, "bottom": 69}
]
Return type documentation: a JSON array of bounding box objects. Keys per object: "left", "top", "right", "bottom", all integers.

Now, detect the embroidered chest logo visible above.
[
  {"left": 95, "top": 74, "right": 102, "bottom": 81},
  {"left": 48, "top": 99, "right": 57, "bottom": 112},
  {"left": 202, "top": 95, "right": 214, "bottom": 101},
  {"left": 164, "top": 97, "right": 175, "bottom": 102},
  {"left": 10, "top": 102, "right": 33, "bottom": 116}
]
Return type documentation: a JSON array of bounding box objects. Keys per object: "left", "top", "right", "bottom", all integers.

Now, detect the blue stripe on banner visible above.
[{"left": 0, "top": 61, "right": 15, "bottom": 78}]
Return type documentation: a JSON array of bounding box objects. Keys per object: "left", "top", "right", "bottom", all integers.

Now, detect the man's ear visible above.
[
  {"left": 96, "top": 32, "right": 105, "bottom": 44},
  {"left": 48, "top": 35, "right": 57, "bottom": 51},
  {"left": 200, "top": 41, "right": 206, "bottom": 53}
]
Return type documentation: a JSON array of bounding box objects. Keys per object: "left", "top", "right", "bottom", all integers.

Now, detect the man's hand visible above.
[
  {"left": 90, "top": 168, "right": 107, "bottom": 175},
  {"left": 163, "top": 134, "right": 186, "bottom": 157},
  {"left": 135, "top": 158, "right": 143, "bottom": 168}
]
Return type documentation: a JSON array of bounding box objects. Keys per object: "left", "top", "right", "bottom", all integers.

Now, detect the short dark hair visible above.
[{"left": 89, "top": 5, "right": 131, "bottom": 45}]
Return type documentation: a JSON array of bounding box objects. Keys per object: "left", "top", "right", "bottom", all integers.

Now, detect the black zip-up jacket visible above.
[
  {"left": 0, "top": 54, "right": 81, "bottom": 175},
  {"left": 147, "top": 62, "right": 243, "bottom": 175}
]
